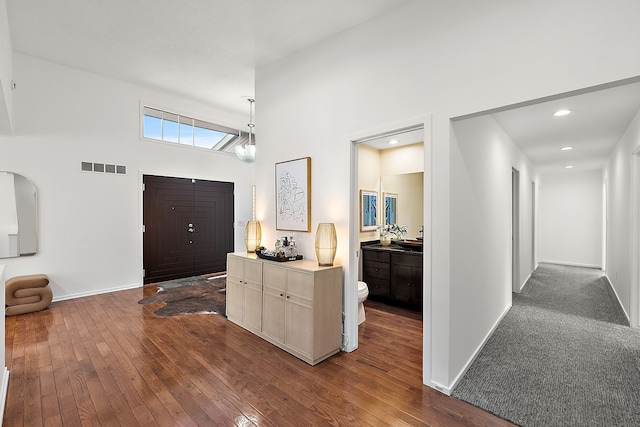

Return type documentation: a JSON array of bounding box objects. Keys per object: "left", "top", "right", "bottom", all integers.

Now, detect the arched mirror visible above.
[{"left": 0, "top": 172, "right": 38, "bottom": 258}]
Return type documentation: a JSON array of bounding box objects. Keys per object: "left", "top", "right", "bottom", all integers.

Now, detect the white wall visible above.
[
  {"left": 0, "top": 53, "right": 255, "bottom": 299},
  {"left": 539, "top": 170, "right": 603, "bottom": 268},
  {"left": 0, "top": 0, "right": 13, "bottom": 134},
  {"left": 604, "top": 109, "right": 640, "bottom": 321},
  {"left": 380, "top": 143, "right": 424, "bottom": 176},
  {"left": 450, "top": 114, "right": 538, "bottom": 383},
  {"left": 256, "top": 0, "right": 640, "bottom": 391}
]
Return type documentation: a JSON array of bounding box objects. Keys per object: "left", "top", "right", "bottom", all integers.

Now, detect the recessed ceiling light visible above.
[
  {"left": 388, "top": 139, "right": 399, "bottom": 145},
  {"left": 565, "top": 165, "right": 574, "bottom": 169},
  {"left": 560, "top": 146, "right": 573, "bottom": 151},
  {"left": 554, "top": 109, "right": 572, "bottom": 117}
]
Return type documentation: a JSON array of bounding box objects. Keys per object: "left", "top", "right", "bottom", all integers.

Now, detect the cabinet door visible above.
[
  {"left": 262, "top": 264, "right": 287, "bottom": 342},
  {"left": 285, "top": 295, "right": 313, "bottom": 356},
  {"left": 226, "top": 256, "right": 244, "bottom": 321},
  {"left": 244, "top": 281, "right": 263, "bottom": 331},
  {"left": 411, "top": 267, "right": 423, "bottom": 306},
  {"left": 226, "top": 273, "right": 244, "bottom": 321},
  {"left": 392, "top": 264, "right": 413, "bottom": 304},
  {"left": 243, "top": 259, "right": 263, "bottom": 330},
  {"left": 262, "top": 286, "right": 286, "bottom": 342},
  {"left": 284, "top": 270, "right": 314, "bottom": 356},
  {"left": 226, "top": 256, "right": 263, "bottom": 326}
]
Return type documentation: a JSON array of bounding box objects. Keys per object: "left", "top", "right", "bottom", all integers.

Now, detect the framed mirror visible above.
[{"left": 0, "top": 172, "right": 38, "bottom": 258}]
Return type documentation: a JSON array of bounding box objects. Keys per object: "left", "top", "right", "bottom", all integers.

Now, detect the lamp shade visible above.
[
  {"left": 315, "top": 223, "right": 337, "bottom": 266},
  {"left": 244, "top": 221, "right": 262, "bottom": 252}
]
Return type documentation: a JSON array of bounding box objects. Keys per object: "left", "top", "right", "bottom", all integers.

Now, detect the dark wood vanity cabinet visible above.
[
  {"left": 391, "top": 253, "right": 423, "bottom": 308},
  {"left": 361, "top": 244, "right": 422, "bottom": 311},
  {"left": 362, "top": 249, "right": 391, "bottom": 298}
]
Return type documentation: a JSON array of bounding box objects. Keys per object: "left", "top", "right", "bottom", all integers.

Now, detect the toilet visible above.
[{"left": 357, "top": 281, "right": 369, "bottom": 325}]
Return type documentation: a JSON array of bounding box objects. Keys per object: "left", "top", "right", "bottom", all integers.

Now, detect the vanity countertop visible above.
[{"left": 361, "top": 241, "right": 423, "bottom": 253}]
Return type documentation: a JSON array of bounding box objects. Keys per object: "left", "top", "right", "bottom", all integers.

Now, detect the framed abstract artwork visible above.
[
  {"left": 384, "top": 192, "right": 398, "bottom": 225},
  {"left": 360, "top": 190, "right": 378, "bottom": 231},
  {"left": 276, "top": 157, "right": 311, "bottom": 232}
]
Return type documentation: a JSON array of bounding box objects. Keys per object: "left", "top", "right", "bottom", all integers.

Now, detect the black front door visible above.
[{"left": 143, "top": 175, "right": 234, "bottom": 284}]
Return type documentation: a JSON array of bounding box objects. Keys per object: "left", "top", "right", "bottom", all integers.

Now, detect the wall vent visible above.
[{"left": 81, "top": 162, "right": 127, "bottom": 175}]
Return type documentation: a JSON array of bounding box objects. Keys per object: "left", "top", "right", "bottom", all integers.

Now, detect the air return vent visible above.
[{"left": 81, "top": 162, "right": 127, "bottom": 175}]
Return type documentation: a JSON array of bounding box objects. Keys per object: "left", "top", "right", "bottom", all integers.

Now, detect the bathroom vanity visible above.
[
  {"left": 361, "top": 241, "right": 423, "bottom": 311},
  {"left": 226, "top": 252, "right": 343, "bottom": 365}
]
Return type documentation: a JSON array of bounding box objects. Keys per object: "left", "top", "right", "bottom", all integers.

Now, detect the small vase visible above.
[{"left": 380, "top": 236, "right": 391, "bottom": 246}]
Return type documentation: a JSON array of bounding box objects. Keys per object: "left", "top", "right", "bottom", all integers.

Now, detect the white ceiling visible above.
[
  {"left": 490, "top": 80, "right": 640, "bottom": 173},
  {"left": 6, "top": 0, "right": 412, "bottom": 116},
  {"left": 6, "top": 1, "right": 640, "bottom": 171}
]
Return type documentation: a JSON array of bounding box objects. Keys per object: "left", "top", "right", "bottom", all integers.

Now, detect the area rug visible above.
[{"left": 138, "top": 275, "right": 226, "bottom": 317}]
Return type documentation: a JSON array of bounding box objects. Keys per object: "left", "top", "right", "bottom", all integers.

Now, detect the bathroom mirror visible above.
[
  {"left": 0, "top": 172, "right": 38, "bottom": 258},
  {"left": 380, "top": 172, "right": 423, "bottom": 239}
]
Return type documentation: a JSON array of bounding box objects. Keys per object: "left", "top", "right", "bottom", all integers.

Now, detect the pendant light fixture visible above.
[{"left": 235, "top": 98, "right": 256, "bottom": 163}]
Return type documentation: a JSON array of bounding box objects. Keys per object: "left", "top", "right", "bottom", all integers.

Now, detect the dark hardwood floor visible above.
[{"left": 4, "top": 284, "right": 514, "bottom": 426}]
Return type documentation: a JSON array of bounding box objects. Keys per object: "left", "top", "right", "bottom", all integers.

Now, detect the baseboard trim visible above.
[
  {"left": 52, "top": 282, "right": 142, "bottom": 302},
  {"left": 0, "top": 367, "right": 9, "bottom": 426},
  {"left": 447, "top": 302, "right": 512, "bottom": 394},
  {"left": 516, "top": 271, "right": 532, "bottom": 293},
  {"left": 604, "top": 274, "right": 631, "bottom": 324},
  {"left": 430, "top": 380, "right": 451, "bottom": 396},
  {"left": 540, "top": 260, "right": 602, "bottom": 270}
]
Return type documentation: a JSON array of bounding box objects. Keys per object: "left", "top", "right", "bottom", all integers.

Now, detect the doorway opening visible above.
[{"left": 349, "top": 115, "right": 432, "bottom": 385}]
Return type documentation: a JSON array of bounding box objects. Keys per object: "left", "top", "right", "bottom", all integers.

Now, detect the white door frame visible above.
[
  {"left": 630, "top": 148, "right": 640, "bottom": 328},
  {"left": 512, "top": 168, "right": 521, "bottom": 293},
  {"left": 348, "top": 114, "right": 433, "bottom": 385}
]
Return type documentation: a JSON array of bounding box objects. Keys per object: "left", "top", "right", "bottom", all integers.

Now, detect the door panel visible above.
[
  {"left": 143, "top": 175, "right": 234, "bottom": 284},
  {"left": 192, "top": 179, "right": 234, "bottom": 276}
]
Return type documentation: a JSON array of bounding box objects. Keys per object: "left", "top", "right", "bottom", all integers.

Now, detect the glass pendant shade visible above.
[
  {"left": 244, "top": 221, "right": 262, "bottom": 252},
  {"left": 315, "top": 223, "right": 337, "bottom": 266},
  {"left": 235, "top": 144, "right": 255, "bottom": 163}
]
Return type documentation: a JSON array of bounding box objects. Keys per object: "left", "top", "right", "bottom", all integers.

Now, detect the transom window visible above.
[{"left": 142, "top": 106, "right": 241, "bottom": 151}]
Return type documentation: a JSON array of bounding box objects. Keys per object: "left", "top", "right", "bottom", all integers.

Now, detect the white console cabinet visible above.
[{"left": 226, "top": 253, "right": 343, "bottom": 365}]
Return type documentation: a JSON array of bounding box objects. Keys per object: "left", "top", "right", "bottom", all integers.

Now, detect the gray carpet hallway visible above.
[{"left": 452, "top": 263, "right": 640, "bottom": 427}]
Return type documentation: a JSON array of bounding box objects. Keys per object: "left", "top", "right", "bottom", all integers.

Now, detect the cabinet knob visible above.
[
  {"left": 286, "top": 295, "right": 290, "bottom": 299},
  {"left": 280, "top": 293, "right": 284, "bottom": 297}
]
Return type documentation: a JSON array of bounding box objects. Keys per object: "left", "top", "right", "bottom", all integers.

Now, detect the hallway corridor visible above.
[{"left": 452, "top": 263, "right": 640, "bottom": 426}]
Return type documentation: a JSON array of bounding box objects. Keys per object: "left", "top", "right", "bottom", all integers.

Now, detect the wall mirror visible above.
[
  {"left": 380, "top": 172, "right": 423, "bottom": 239},
  {"left": 0, "top": 172, "right": 38, "bottom": 258}
]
